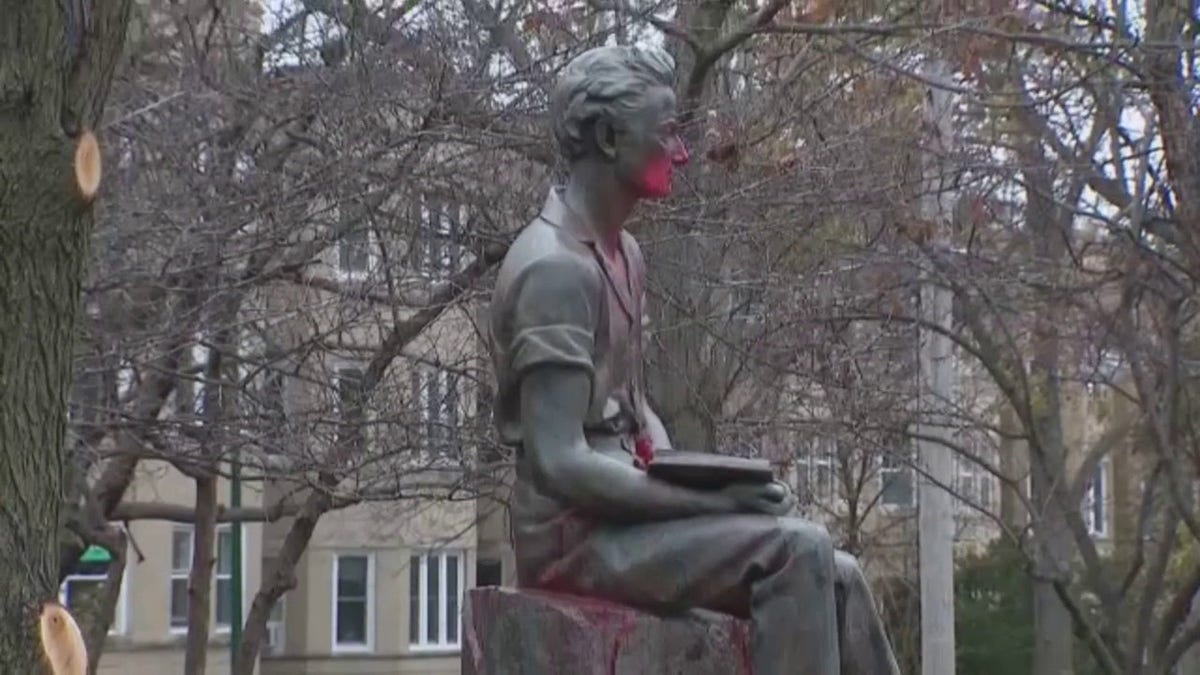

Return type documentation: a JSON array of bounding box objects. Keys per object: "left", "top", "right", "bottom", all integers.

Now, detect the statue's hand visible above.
[{"left": 720, "top": 480, "right": 797, "bottom": 517}]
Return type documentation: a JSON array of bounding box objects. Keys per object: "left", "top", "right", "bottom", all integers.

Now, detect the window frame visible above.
[
  {"left": 413, "top": 195, "right": 466, "bottom": 279},
  {"left": 413, "top": 364, "right": 461, "bottom": 453},
  {"left": 186, "top": 332, "right": 212, "bottom": 422},
  {"left": 331, "top": 552, "right": 376, "bottom": 654},
  {"left": 408, "top": 550, "right": 465, "bottom": 653},
  {"left": 169, "top": 523, "right": 241, "bottom": 634},
  {"left": 1082, "top": 457, "right": 1109, "bottom": 538},
  {"left": 214, "top": 526, "right": 235, "bottom": 631},
  {"left": 335, "top": 202, "right": 378, "bottom": 282},
  {"left": 954, "top": 453, "right": 994, "bottom": 514},
  {"left": 879, "top": 446, "right": 915, "bottom": 510},
  {"left": 334, "top": 366, "right": 367, "bottom": 455},
  {"left": 795, "top": 437, "right": 839, "bottom": 506},
  {"left": 265, "top": 595, "right": 286, "bottom": 656},
  {"left": 59, "top": 549, "right": 128, "bottom": 636}
]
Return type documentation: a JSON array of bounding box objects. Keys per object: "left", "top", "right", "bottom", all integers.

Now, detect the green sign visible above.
[{"left": 79, "top": 545, "right": 111, "bottom": 564}]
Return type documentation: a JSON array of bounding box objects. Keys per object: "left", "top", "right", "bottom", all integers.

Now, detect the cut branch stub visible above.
[
  {"left": 74, "top": 130, "right": 101, "bottom": 203},
  {"left": 39, "top": 601, "right": 87, "bottom": 675}
]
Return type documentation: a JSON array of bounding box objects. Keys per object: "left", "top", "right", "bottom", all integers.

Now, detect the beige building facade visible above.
[
  {"left": 72, "top": 462, "right": 498, "bottom": 674},
  {"left": 72, "top": 461, "right": 265, "bottom": 674},
  {"left": 72, "top": 183, "right": 510, "bottom": 673}
]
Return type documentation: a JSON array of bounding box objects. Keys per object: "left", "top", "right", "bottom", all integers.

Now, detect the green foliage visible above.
[{"left": 955, "top": 539, "right": 1035, "bottom": 675}]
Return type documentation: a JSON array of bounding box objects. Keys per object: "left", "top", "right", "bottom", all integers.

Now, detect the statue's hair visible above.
[{"left": 551, "top": 45, "right": 676, "bottom": 161}]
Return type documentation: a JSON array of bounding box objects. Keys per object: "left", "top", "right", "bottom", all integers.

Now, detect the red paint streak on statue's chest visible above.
[
  {"left": 600, "top": 241, "right": 654, "bottom": 468},
  {"left": 600, "top": 239, "right": 630, "bottom": 291}
]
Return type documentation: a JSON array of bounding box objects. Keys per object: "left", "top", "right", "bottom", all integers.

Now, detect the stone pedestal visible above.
[{"left": 462, "top": 586, "right": 753, "bottom": 675}]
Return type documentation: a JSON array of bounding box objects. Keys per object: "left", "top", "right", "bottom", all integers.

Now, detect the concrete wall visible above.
[{"left": 97, "top": 647, "right": 234, "bottom": 674}]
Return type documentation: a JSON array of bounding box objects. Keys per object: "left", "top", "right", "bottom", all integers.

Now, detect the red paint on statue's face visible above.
[
  {"left": 631, "top": 151, "right": 673, "bottom": 199},
  {"left": 630, "top": 136, "right": 690, "bottom": 199}
]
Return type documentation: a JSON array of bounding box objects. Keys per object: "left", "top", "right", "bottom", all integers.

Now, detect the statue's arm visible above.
[
  {"left": 521, "top": 366, "right": 735, "bottom": 522},
  {"left": 641, "top": 400, "right": 672, "bottom": 450},
  {"left": 509, "top": 254, "right": 733, "bottom": 522}
]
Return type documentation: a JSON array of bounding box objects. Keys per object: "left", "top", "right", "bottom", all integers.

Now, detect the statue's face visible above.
[{"left": 612, "top": 85, "right": 689, "bottom": 200}]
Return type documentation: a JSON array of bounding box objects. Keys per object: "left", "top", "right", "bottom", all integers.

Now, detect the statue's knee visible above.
[
  {"left": 834, "top": 549, "right": 867, "bottom": 587},
  {"left": 776, "top": 517, "right": 834, "bottom": 565}
]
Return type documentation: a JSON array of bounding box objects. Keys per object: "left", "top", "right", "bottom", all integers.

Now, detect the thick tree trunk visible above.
[
  {"left": 184, "top": 476, "right": 218, "bottom": 675},
  {"left": 0, "top": 1, "right": 130, "bottom": 670},
  {"left": 0, "top": 73, "right": 107, "bottom": 670},
  {"left": 0, "top": 129, "right": 85, "bottom": 667}
]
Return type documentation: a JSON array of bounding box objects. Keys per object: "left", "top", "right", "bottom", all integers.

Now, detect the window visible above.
[
  {"left": 170, "top": 527, "right": 191, "bottom": 629},
  {"left": 1082, "top": 458, "right": 1108, "bottom": 537},
  {"left": 265, "top": 596, "right": 285, "bottom": 655},
  {"left": 333, "top": 554, "right": 373, "bottom": 651},
  {"left": 335, "top": 367, "right": 366, "bottom": 453},
  {"left": 414, "top": 196, "right": 466, "bottom": 277},
  {"left": 729, "top": 277, "right": 768, "bottom": 325},
  {"left": 181, "top": 333, "right": 211, "bottom": 420},
  {"left": 215, "top": 527, "right": 234, "bottom": 628},
  {"left": 116, "top": 361, "right": 135, "bottom": 398},
  {"left": 338, "top": 227, "right": 373, "bottom": 279},
  {"left": 476, "top": 558, "right": 502, "bottom": 587},
  {"left": 169, "top": 524, "right": 238, "bottom": 631},
  {"left": 796, "top": 437, "right": 838, "bottom": 505},
  {"left": 60, "top": 545, "right": 126, "bottom": 635},
  {"left": 249, "top": 365, "right": 287, "bottom": 426},
  {"left": 239, "top": 336, "right": 287, "bottom": 425},
  {"left": 880, "top": 446, "right": 914, "bottom": 508},
  {"left": 955, "top": 454, "right": 994, "bottom": 513},
  {"left": 408, "top": 551, "right": 463, "bottom": 650},
  {"left": 413, "top": 365, "right": 460, "bottom": 452}
]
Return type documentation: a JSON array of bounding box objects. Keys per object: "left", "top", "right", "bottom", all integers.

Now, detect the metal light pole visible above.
[
  {"left": 917, "top": 56, "right": 957, "bottom": 675},
  {"left": 230, "top": 448, "right": 243, "bottom": 672}
]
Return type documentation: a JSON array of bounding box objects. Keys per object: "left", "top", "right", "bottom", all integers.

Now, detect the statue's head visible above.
[{"left": 551, "top": 45, "right": 690, "bottom": 200}]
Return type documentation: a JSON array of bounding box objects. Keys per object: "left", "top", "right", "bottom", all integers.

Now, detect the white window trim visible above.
[
  {"left": 879, "top": 456, "right": 915, "bottom": 510},
  {"left": 169, "top": 524, "right": 242, "bottom": 635},
  {"left": 954, "top": 454, "right": 994, "bottom": 514},
  {"left": 417, "top": 367, "right": 457, "bottom": 426},
  {"left": 336, "top": 227, "right": 379, "bottom": 281},
  {"left": 331, "top": 552, "right": 376, "bottom": 654},
  {"left": 190, "top": 333, "right": 211, "bottom": 423},
  {"left": 414, "top": 198, "right": 465, "bottom": 279},
  {"left": 414, "top": 365, "right": 462, "bottom": 468},
  {"left": 796, "top": 439, "right": 838, "bottom": 505},
  {"left": 1083, "top": 458, "right": 1109, "bottom": 538},
  {"left": 334, "top": 365, "right": 371, "bottom": 459},
  {"left": 265, "top": 596, "right": 286, "bottom": 655},
  {"left": 409, "top": 550, "right": 465, "bottom": 653},
  {"left": 169, "top": 526, "right": 192, "bottom": 634},
  {"left": 59, "top": 555, "right": 128, "bottom": 636},
  {"left": 213, "top": 524, "right": 245, "bottom": 634}
]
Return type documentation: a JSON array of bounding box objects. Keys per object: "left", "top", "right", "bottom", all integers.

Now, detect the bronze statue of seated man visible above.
[{"left": 486, "top": 45, "right": 901, "bottom": 675}]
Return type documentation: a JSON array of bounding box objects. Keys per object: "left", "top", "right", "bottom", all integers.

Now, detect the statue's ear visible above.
[{"left": 593, "top": 117, "right": 619, "bottom": 161}]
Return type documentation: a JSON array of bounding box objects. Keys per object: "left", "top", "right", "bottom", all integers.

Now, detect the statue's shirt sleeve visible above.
[{"left": 508, "top": 254, "right": 601, "bottom": 379}]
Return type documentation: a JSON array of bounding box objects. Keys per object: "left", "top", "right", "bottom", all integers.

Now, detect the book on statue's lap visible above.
[{"left": 646, "top": 450, "right": 774, "bottom": 490}]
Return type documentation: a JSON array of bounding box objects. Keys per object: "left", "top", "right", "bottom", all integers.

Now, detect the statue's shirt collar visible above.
[
  {"left": 536, "top": 187, "right": 638, "bottom": 324},
  {"left": 538, "top": 186, "right": 599, "bottom": 243}
]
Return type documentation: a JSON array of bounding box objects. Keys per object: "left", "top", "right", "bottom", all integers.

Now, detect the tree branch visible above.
[
  {"left": 704, "top": 0, "right": 790, "bottom": 62},
  {"left": 110, "top": 499, "right": 303, "bottom": 523}
]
